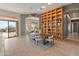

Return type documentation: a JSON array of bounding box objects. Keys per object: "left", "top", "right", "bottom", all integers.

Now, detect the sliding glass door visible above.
[
  {"left": 0, "top": 21, "right": 8, "bottom": 38},
  {"left": 8, "top": 21, "right": 18, "bottom": 38},
  {"left": 0, "top": 20, "right": 18, "bottom": 38}
]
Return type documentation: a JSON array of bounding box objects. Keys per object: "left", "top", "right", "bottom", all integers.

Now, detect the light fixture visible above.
[
  {"left": 37, "top": 8, "right": 41, "bottom": 11},
  {"left": 28, "top": 7, "right": 34, "bottom": 17},
  {"left": 48, "top": 3, "right": 52, "bottom": 5},
  {"left": 38, "top": 6, "right": 46, "bottom": 11},
  {"left": 41, "top": 6, "right": 46, "bottom": 9}
]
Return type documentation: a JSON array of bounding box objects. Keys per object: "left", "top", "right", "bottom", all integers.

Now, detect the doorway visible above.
[
  {"left": 71, "top": 20, "right": 79, "bottom": 36},
  {"left": 0, "top": 20, "right": 18, "bottom": 38}
]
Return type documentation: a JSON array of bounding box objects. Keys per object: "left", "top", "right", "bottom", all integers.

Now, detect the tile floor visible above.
[{"left": 0, "top": 35, "right": 79, "bottom": 56}]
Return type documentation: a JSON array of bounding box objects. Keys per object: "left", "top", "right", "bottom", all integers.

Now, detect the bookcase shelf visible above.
[{"left": 40, "top": 7, "right": 64, "bottom": 40}]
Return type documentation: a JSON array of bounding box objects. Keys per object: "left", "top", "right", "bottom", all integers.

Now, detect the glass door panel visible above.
[
  {"left": 71, "top": 22, "right": 78, "bottom": 35},
  {"left": 73, "top": 22, "right": 77, "bottom": 33},
  {"left": 0, "top": 21, "right": 8, "bottom": 38},
  {"left": 8, "top": 21, "right": 17, "bottom": 37}
]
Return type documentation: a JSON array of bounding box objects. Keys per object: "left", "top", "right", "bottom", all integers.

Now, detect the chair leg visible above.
[
  {"left": 52, "top": 40, "right": 54, "bottom": 45},
  {"left": 36, "top": 41, "right": 38, "bottom": 46},
  {"left": 51, "top": 41, "right": 52, "bottom": 47}
]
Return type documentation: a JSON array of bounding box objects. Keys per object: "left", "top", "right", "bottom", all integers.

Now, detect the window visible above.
[
  {"left": 0, "top": 16, "right": 18, "bottom": 38},
  {"left": 0, "top": 21, "right": 8, "bottom": 38}
]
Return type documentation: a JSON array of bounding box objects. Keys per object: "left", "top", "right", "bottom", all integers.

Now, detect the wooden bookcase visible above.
[{"left": 40, "top": 7, "right": 64, "bottom": 40}]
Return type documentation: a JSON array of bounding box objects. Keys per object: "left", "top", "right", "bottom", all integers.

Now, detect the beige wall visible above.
[{"left": 0, "top": 9, "right": 20, "bottom": 17}]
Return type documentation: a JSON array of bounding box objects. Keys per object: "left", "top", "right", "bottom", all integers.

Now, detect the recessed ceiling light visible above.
[
  {"left": 48, "top": 3, "right": 52, "bottom": 5},
  {"left": 41, "top": 6, "right": 46, "bottom": 9},
  {"left": 37, "top": 8, "right": 41, "bottom": 11},
  {"left": 37, "top": 6, "right": 46, "bottom": 11}
]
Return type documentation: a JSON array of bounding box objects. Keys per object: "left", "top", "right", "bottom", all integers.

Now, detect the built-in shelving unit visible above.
[{"left": 40, "top": 7, "right": 64, "bottom": 40}]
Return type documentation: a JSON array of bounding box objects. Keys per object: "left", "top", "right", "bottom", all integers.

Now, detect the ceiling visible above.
[{"left": 0, "top": 3, "right": 71, "bottom": 14}]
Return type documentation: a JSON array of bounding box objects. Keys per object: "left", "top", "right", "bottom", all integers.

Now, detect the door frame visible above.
[
  {"left": 0, "top": 20, "right": 18, "bottom": 38},
  {"left": 71, "top": 21, "right": 78, "bottom": 35}
]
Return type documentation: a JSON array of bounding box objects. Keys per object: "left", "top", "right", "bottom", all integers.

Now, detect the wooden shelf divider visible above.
[{"left": 40, "top": 7, "right": 64, "bottom": 40}]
